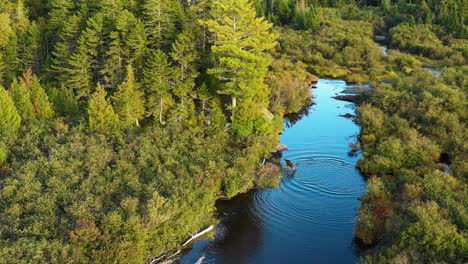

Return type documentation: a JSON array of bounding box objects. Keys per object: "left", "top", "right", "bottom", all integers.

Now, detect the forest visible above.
[{"left": 0, "top": 0, "right": 466, "bottom": 263}]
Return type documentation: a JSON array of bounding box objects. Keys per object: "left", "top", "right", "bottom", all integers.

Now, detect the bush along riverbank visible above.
[{"left": 354, "top": 69, "right": 467, "bottom": 263}]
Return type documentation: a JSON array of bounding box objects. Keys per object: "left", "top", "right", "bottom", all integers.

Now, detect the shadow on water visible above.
[
  {"left": 179, "top": 192, "right": 263, "bottom": 264},
  {"left": 283, "top": 101, "right": 313, "bottom": 128}
]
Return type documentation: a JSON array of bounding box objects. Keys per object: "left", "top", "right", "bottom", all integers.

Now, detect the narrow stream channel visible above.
[{"left": 180, "top": 79, "right": 367, "bottom": 264}]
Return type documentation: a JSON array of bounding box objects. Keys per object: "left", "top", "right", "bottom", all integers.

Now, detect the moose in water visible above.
[{"left": 285, "top": 159, "right": 295, "bottom": 169}]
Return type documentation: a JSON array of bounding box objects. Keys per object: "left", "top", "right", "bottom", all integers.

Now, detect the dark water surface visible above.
[{"left": 180, "top": 79, "right": 366, "bottom": 264}]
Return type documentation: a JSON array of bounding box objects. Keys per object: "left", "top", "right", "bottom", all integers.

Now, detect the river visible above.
[{"left": 179, "top": 79, "right": 367, "bottom": 264}]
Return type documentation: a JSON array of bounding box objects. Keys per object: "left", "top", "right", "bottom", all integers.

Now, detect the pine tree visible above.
[
  {"left": 203, "top": 0, "right": 277, "bottom": 109},
  {"left": 25, "top": 74, "right": 54, "bottom": 120},
  {"left": 171, "top": 28, "right": 200, "bottom": 104},
  {"left": 189, "top": 0, "right": 213, "bottom": 67},
  {"left": 113, "top": 65, "right": 145, "bottom": 127},
  {"left": 48, "top": 14, "right": 81, "bottom": 85},
  {"left": 0, "top": 13, "right": 13, "bottom": 84},
  {"left": 65, "top": 13, "right": 104, "bottom": 100},
  {"left": 102, "top": 10, "right": 147, "bottom": 88},
  {"left": 100, "top": 0, "right": 124, "bottom": 19},
  {"left": 9, "top": 79, "right": 35, "bottom": 122},
  {"left": 22, "top": 21, "right": 43, "bottom": 74},
  {"left": 88, "top": 83, "right": 119, "bottom": 133},
  {"left": 143, "top": 0, "right": 184, "bottom": 50},
  {"left": 0, "top": 85, "right": 21, "bottom": 137},
  {"left": 203, "top": 0, "right": 277, "bottom": 137},
  {"left": 142, "top": 49, "right": 174, "bottom": 124},
  {"left": 14, "top": 68, "right": 54, "bottom": 121},
  {"left": 46, "top": 0, "right": 74, "bottom": 37}
]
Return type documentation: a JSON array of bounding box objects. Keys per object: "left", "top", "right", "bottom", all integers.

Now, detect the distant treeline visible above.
[{"left": 252, "top": 0, "right": 466, "bottom": 36}]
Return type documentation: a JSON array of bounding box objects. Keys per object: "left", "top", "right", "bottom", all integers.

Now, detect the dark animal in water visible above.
[{"left": 285, "top": 159, "right": 295, "bottom": 169}]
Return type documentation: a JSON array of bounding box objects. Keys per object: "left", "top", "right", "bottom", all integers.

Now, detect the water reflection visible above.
[{"left": 283, "top": 101, "right": 313, "bottom": 128}]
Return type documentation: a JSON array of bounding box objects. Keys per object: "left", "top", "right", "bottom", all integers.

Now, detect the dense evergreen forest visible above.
[{"left": 0, "top": 0, "right": 466, "bottom": 263}]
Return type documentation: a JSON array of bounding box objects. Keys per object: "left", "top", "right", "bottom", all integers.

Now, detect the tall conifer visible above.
[
  {"left": 113, "top": 65, "right": 145, "bottom": 127},
  {"left": 204, "top": 0, "right": 277, "bottom": 108},
  {"left": 88, "top": 83, "right": 119, "bottom": 133},
  {"left": 0, "top": 85, "right": 21, "bottom": 137},
  {"left": 142, "top": 50, "right": 174, "bottom": 124},
  {"left": 143, "top": 0, "right": 184, "bottom": 50},
  {"left": 203, "top": 0, "right": 277, "bottom": 137}
]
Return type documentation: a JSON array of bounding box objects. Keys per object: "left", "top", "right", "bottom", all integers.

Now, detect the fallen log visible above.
[
  {"left": 182, "top": 225, "right": 214, "bottom": 247},
  {"left": 149, "top": 254, "right": 167, "bottom": 264},
  {"left": 195, "top": 255, "right": 206, "bottom": 264},
  {"left": 148, "top": 225, "right": 214, "bottom": 264}
]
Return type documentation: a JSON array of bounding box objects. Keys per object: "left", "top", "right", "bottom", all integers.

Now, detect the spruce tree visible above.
[
  {"left": 10, "top": 69, "right": 54, "bottom": 122},
  {"left": 102, "top": 10, "right": 147, "bottom": 88},
  {"left": 46, "top": 0, "right": 74, "bottom": 37},
  {"left": 65, "top": 13, "right": 104, "bottom": 100},
  {"left": 118, "top": 12, "right": 146, "bottom": 65},
  {"left": 27, "top": 75, "right": 54, "bottom": 120},
  {"left": 100, "top": 0, "right": 124, "bottom": 19},
  {"left": 102, "top": 30, "right": 124, "bottom": 89},
  {"left": 22, "top": 21, "right": 43, "bottom": 74},
  {"left": 113, "top": 65, "right": 145, "bottom": 127},
  {"left": 142, "top": 50, "right": 174, "bottom": 124},
  {"left": 16, "top": 68, "right": 54, "bottom": 120},
  {"left": 171, "top": 28, "right": 200, "bottom": 104},
  {"left": 0, "top": 12, "right": 9, "bottom": 83},
  {"left": 88, "top": 83, "right": 119, "bottom": 133},
  {"left": 143, "top": 0, "right": 184, "bottom": 50},
  {"left": 0, "top": 13, "right": 13, "bottom": 48},
  {"left": 48, "top": 14, "right": 81, "bottom": 85},
  {"left": 0, "top": 85, "right": 21, "bottom": 137},
  {"left": 189, "top": 0, "right": 212, "bottom": 68},
  {"left": 48, "top": 85, "right": 80, "bottom": 117},
  {"left": 0, "top": 13, "right": 13, "bottom": 81},
  {"left": 9, "top": 79, "right": 35, "bottom": 122}
]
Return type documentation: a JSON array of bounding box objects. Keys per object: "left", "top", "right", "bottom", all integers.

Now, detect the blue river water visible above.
[{"left": 180, "top": 79, "right": 367, "bottom": 264}]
